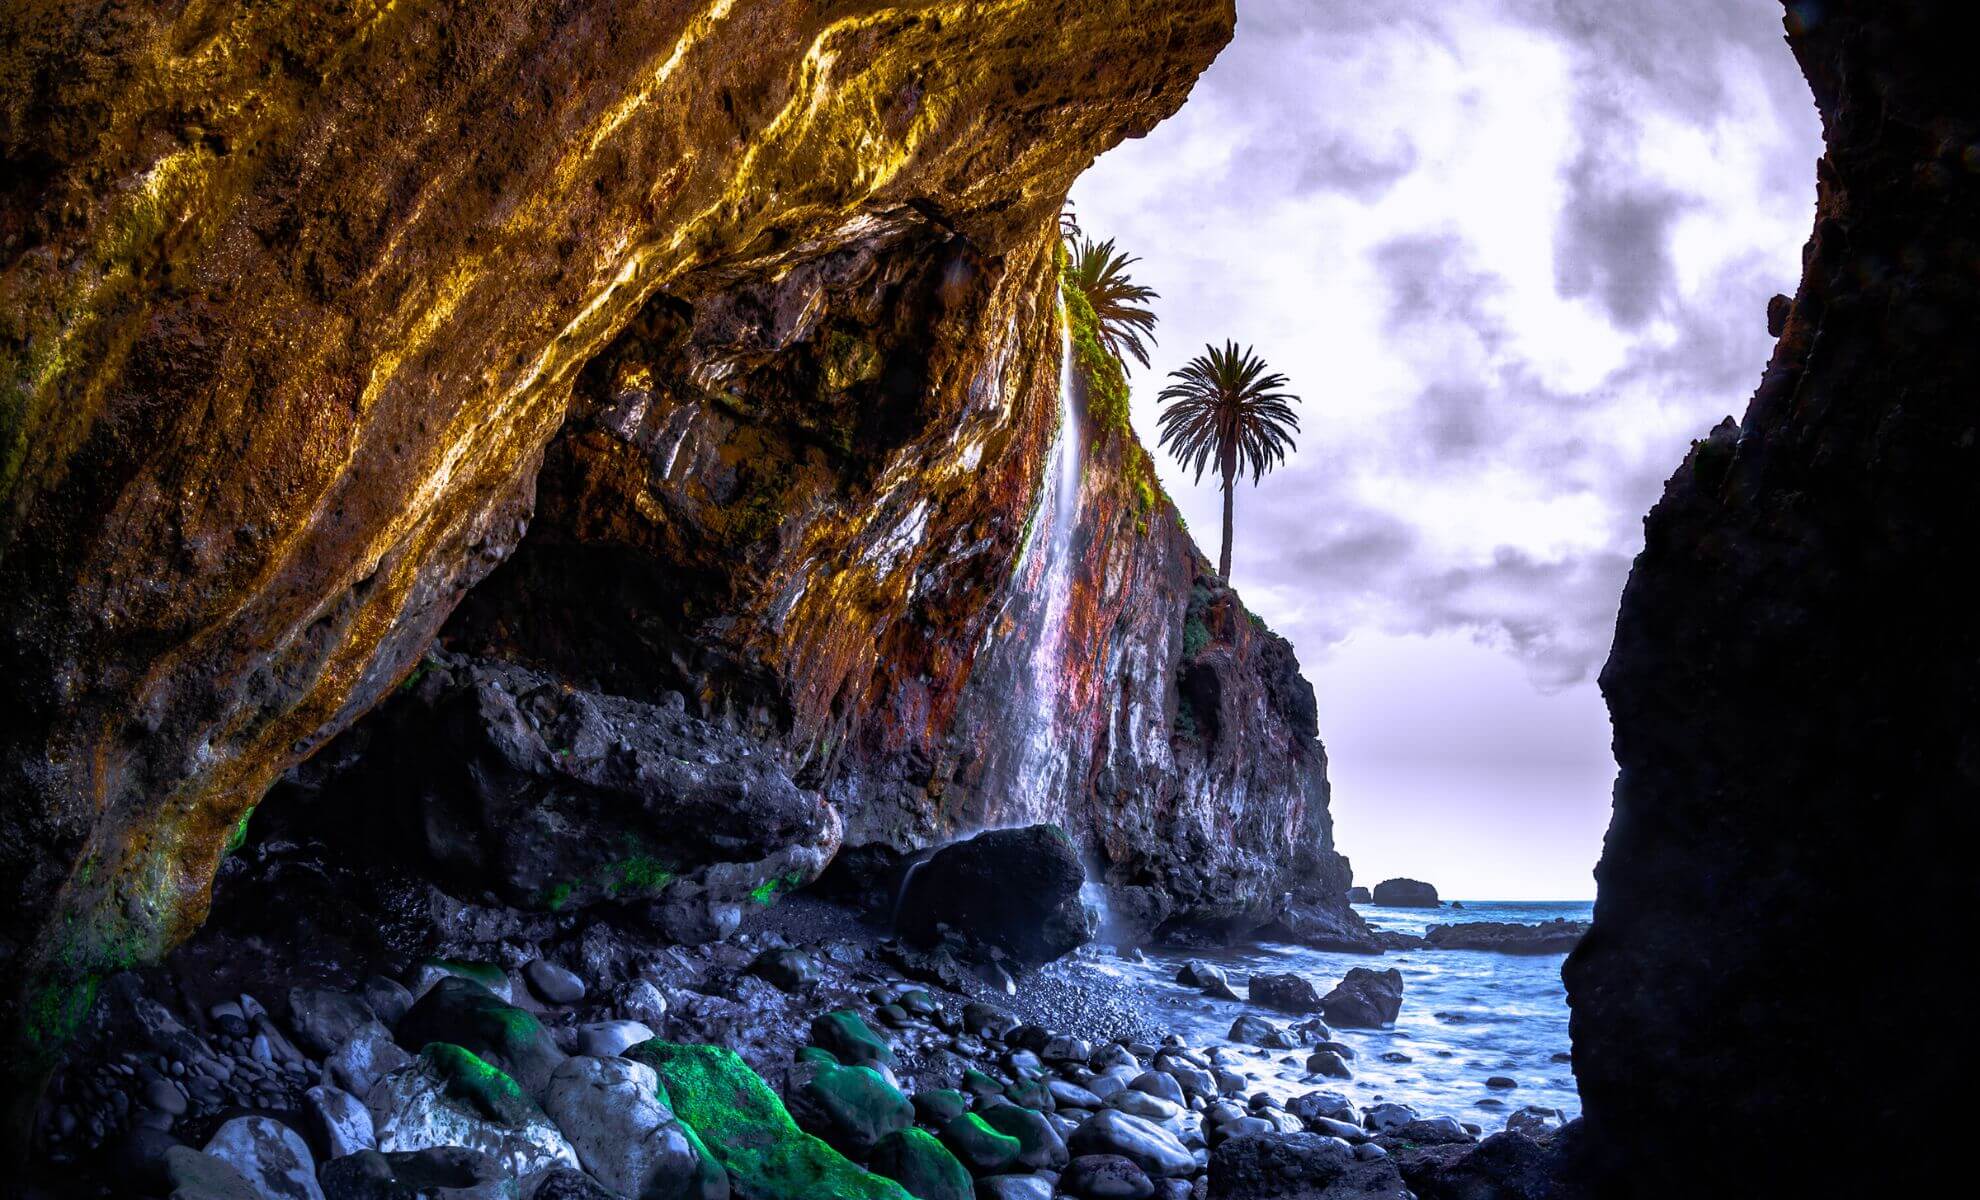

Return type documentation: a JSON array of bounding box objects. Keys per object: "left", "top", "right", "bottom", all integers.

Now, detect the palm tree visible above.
[
  {"left": 1156, "top": 342, "right": 1301, "bottom": 581},
  {"left": 1065, "top": 236, "right": 1159, "bottom": 371}
]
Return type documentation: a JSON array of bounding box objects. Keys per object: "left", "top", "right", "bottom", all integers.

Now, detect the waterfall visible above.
[{"left": 1008, "top": 302, "right": 1085, "bottom": 820}]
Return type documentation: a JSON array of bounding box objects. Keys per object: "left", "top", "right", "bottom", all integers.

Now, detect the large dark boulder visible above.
[
  {"left": 1209, "top": 1132, "right": 1409, "bottom": 1199},
  {"left": 1249, "top": 973, "right": 1325, "bottom": 1014},
  {"left": 289, "top": 653, "right": 840, "bottom": 940},
  {"left": 1370, "top": 879, "right": 1439, "bottom": 907},
  {"left": 395, "top": 978, "right": 566, "bottom": 1099},
  {"left": 895, "top": 825, "right": 1094, "bottom": 963},
  {"left": 1318, "top": 969, "right": 1403, "bottom": 1029}
]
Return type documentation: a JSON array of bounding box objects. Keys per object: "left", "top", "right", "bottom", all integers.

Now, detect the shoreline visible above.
[{"left": 24, "top": 835, "right": 1582, "bottom": 1199}]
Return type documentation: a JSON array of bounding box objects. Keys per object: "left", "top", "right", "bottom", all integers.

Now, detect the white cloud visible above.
[{"left": 1072, "top": 0, "right": 1820, "bottom": 893}]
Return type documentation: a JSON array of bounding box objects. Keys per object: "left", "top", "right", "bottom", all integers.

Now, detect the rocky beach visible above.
[{"left": 23, "top": 802, "right": 1588, "bottom": 1199}]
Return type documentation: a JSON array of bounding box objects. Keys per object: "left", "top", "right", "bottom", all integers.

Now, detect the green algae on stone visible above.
[
  {"left": 809, "top": 1009, "right": 895, "bottom": 1068},
  {"left": 1002, "top": 1077, "right": 1053, "bottom": 1112},
  {"left": 977, "top": 1102, "right": 1067, "bottom": 1170},
  {"left": 222, "top": 807, "right": 255, "bottom": 856},
  {"left": 961, "top": 1068, "right": 1003, "bottom": 1098},
  {"left": 936, "top": 1112, "right": 1022, "bottom": 1175},
  {"left": 789, "top": 1062, "right": 913, "bottom": 1157},
  {"left": 911, "top": 1088, "right": 969, "bottom": 1129},
  {"left": 625, "top": 1041, "right": 911, "bottom": 1200},
  {"left": 748, "top": 870, "right": 803, "bottom": 906},
  {"left": 796, "top": 1046, "right": 840, "bottom": 1068},
  {"left": 397, "top": 977, "right": 564, "bottom": 1097},
  {"left": 869, "top": 1127, "right": 972, "bottom": 1200},
  {"left": 421, "top": 1042, "right": 537, "bottom": 1126}
]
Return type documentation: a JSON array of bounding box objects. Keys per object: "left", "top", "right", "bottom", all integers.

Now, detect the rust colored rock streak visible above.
[
  {"left": 1566, "top": 2, "right": 1978, "bottom": 1194},
  {"left": 0, "top": 0, "right": 1236, "bottom": 1083},
  {"left": 455, "top": 241, "right": 1348, "bottom": 939}
]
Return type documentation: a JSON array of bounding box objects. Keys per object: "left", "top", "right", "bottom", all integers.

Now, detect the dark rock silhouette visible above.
[
  {"left": 894, "top": 826, "right": 1093, "bottom": 964},
  {"left": 1371, "top": 879, "right": 1439, "bottom": 907},
  {"left": 1567, "top": 3, "right": 1978, "bottom": 1195},
  {"left": 1319, "top": 968, "right": 1404, "bottom": 1029},
  {"left": 1425, "top": 922, "right": 1585, "bottom": 955}
]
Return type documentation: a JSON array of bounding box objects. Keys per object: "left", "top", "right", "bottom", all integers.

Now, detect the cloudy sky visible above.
[{"left": 1073, "top": 0, "right": 1822, "bottom": 898}]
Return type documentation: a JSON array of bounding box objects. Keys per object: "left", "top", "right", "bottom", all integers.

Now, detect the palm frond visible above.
[
  {"left": 1066, "top": 236, "right": 1160, "bottom": 371},
  {"left": 1155, "top": 341, "right": 1302, "bottom": 484}
]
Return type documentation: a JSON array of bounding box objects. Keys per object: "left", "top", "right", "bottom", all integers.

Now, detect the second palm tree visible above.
[{"left": 1155, "top": 342, "right": 1301, "bottom": 582}]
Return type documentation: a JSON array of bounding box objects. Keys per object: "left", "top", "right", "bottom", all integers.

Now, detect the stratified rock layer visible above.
[
  {"left": 1566, "top": 2, "right": 1978, "bottom": 1194},
  {"left": 0, "top": 0, "right": 1239, "bottom": 1095}
]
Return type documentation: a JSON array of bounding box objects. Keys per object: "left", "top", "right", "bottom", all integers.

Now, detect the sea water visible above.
[{"left": 1100, "top": 900, "right": 1590, "bottom": 1128}]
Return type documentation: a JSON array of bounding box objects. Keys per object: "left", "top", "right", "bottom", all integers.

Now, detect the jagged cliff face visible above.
[
  {"left": 1567, "top": 2, "right": 1977, "bottom": 1193},
  {"left": 0, "top": 0, "right": 1241, "bottom": 1083},
  {"left": 448, "top": 248, "right": 1348, "bottom": 939}
]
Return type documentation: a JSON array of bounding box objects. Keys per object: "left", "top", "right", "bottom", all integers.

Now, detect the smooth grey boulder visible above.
[
  {"left": 575, "top": 1020, "right": 654, "bottom": 1058},
  {"left": 163, "top": 1145, "right": 259, "bottom": 1200},
  {"left": 524, "top": 960, "right": 586, "bottom": 1007},
  {"left": 367, "top": 1045, "right": 578, "bottom": 1178},
  {"left": 540, "top": 1055, "right": 699, "bottom": 1197},
  {"left": 325, "top": 1021, "right": 414, "bottom": 1098},
  {"left": 203, "top": 1117, "right": 325, "bottom": 1200},
  {"left": 976, "top": 1174, "right": 1056, "bottom": 1200},
  {"left": 1066, "top": 1110, "right": 1195, "bottom": 1179},
  {"left": 289, "top": 987, "right": 378, "bottom": 1057},
  {"left": 1361, "top": 1104, "right": 1416, "bottom": 1135},
  {"left": 305, "top": 1084, "right": 376, "bottom": 1159}
]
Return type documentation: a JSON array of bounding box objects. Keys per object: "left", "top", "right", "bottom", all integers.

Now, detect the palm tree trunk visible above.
[{"left": 1218, "top": 465, "right": 1236, "bottom": 581}]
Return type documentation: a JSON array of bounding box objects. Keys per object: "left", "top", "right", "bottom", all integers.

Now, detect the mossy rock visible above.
[
  {"left": 961, "top": 1068, "right": 1003, "bottom": 1098},
  {"left": 421, "top": 1042, "right": 538, "bottom": 1127},
  {"left": 869, "top": 1128, "right": 972, "bottom": 1200},
  {"left": 625, "top": 1041, "right": 911, "bottom": 1200},
  {"left": 397, "top": 977, "right": 565, "bottom": 1098},
  {"left": 1003, "top": 1077, "right": 1054, "bottom": 1112},
  {"left": 809, "top": 1009, "right": 895, "bottom": 1068},
  {"left": 796, "top": 1046, "right": 840, "bottom": 1067},
  {"left": 977, "top": 1102, "right": 1068, "bottom": 1170},
  {"left": 911, "top": 1088, "right": 969, "bottom": 1128},
  {"left": 937, "top": 1112, "right": 1022, "bottom": 1175},
  {"left": 788, "top": 1062, "right": 914, "bottom": 1158}
]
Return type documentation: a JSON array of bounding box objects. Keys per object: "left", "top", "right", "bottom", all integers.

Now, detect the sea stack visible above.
[{"left": 1372, "top": 879, "right": 1440, "bottom": 907}]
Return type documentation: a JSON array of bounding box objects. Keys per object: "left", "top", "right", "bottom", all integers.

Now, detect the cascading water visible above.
[{"left": 1007, "top": 302, "right": 1085, "bottom": 821}]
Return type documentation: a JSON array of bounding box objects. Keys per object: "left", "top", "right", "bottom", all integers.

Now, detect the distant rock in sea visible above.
[
  {"left": 1371, "top": 879, "right": 1440, "bottom": 907},
  {"left": 1346, "top": 887, "right": 1371, "bottom": 904},
  {"left": 1424, "top": 920, "right": 1587, "bottom": 955}
]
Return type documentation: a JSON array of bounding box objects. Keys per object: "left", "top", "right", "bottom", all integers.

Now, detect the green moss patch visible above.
[
  {"left": 422, "top": 1042, "right": 537, "bottom": 1126},
  {"left": 809, "top": 1009, "right": 895, "bottom": 1068},
  {"left": 626, "top": 1041, "right": 911, "bottom": 1200},
  {"left": 869, "top": 1128, "right": 972, "bottom": 1200}
]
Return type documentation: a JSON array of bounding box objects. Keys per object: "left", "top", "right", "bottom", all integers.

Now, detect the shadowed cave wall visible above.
[{"left": 1566, "top": 1, "right": 1979, "bottom": 1194}]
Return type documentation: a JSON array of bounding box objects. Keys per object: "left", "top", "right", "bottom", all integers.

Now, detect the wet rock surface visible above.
[
  {"left": 23, "top": 832, "right": 1560, "bottom": 1200},
  {"left": 895, "top": 825, "right": 1095, "bottom": 964}
]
